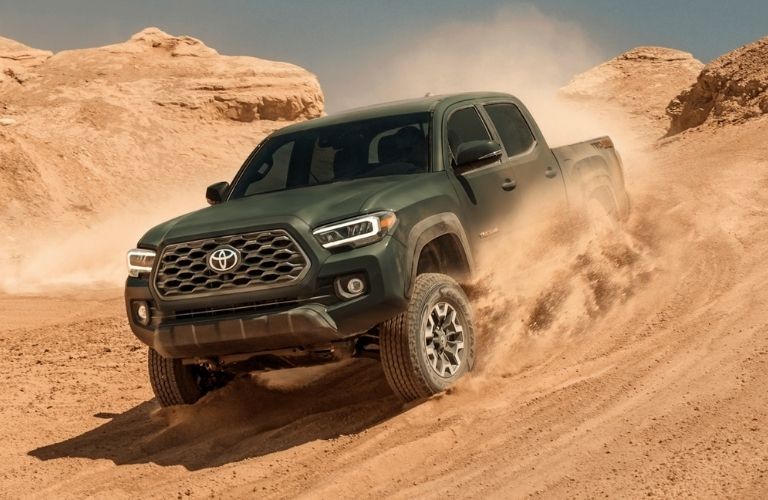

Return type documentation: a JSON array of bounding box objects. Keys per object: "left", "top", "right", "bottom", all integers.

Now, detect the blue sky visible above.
[{"left": 1, "top": 0, "right": 766, "bottom": 111}]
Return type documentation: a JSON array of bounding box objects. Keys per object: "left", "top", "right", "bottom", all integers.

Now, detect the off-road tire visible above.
[
  {"left": 380, "top": 273, "right": 475, "bottom": 401},
  {"left": 148, "top": 348, "right": 211, "bottom": 407}
]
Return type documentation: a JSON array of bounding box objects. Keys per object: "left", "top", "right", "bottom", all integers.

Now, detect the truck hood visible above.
[{"left": 138, "top": 175, "right": 436, "bottom": 248}]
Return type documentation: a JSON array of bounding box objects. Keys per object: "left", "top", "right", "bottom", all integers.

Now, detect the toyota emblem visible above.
[{"left": 207, "top": 246, "right": 241, "bottom": 273}]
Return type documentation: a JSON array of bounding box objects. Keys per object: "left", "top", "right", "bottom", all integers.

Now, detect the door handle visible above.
[
  {"left": 545, "top": 166, "right": 558, "bottom": 178},
  {"left": 502, "top": 178, "right": 517, "bottom": 191}
]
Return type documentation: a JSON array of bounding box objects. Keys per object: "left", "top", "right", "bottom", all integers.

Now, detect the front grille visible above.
[{"left": 155, "top": 230, "right": 309, "bottom": 298}]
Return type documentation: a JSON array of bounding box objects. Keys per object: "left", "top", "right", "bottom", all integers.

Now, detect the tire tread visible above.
[
  {"left": 380, "top": 273, "right": 471, "bottom": 401},
  {"left": 148, "top": 348, "right": 202, "bottom": 406}
]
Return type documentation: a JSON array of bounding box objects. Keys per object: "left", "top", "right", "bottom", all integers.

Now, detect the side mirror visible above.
[
  {"left": 454, "top": 140, "right": 503, "bottom": 173},
  {"left": 206, "top": 181, "right": 230, "bottom": 206}
]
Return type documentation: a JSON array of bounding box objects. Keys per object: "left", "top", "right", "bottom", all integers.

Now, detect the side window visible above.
[
  {"left": 446, "top": 107, "right": 491, "bottom": 163},
  {"left": 243, "top": 141, "right": 293, "bottom": 196},
  {"left": 484, "top": 103, "right": 535, "bottom": 157}
]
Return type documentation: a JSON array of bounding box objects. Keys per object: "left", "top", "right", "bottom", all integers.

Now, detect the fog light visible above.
[
  {"left": 134, "top": 301, "right": 151, "bottom": 326},
  {"left": 334, "top": 274, "right": 367, "bottom": 300},
  {"left": 347, "top": 278, "right": 365, "bottom": 295}
]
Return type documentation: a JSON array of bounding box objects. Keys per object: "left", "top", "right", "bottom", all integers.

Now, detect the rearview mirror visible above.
[
  {"left": 454, "top": 140, "right": 503, "bottom": 172},
  {"left": 206, "top": 181, "right": 230, "bottom": 206}
]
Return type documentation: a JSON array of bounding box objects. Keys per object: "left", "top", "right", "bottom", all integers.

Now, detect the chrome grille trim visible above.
[{"left": 153, "top": 230, "right": 310, "bottom": 299}]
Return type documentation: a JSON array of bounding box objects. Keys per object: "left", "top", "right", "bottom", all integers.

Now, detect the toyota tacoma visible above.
[{"left": 125, "top": 92, "right": 629, "bottom": 406}]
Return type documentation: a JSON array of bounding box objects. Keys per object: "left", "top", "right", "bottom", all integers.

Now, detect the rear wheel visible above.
[
  {"left": 148, "top": 348, "right": 229, "bottom": 407},
  {"left": 380, "top": 273, "right": 475, "bottom": 401},
  {"left": 584, "top": 177, "right": 621, "bottom": 234}
]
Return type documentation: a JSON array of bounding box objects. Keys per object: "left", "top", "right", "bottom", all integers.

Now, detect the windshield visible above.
[{"left": 229, "top": 112, "right": 431, "bottom": 198}]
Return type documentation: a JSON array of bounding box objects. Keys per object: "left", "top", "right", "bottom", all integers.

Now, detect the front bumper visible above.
[
  {"left": 136, "top": 303, "right": 341, "bottom": 359},
  {"left": 125, "top": 235, "right": 409, "bottom": 359}
]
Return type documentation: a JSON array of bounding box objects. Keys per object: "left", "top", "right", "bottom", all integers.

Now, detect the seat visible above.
[
  {"left": 333, "top": 147, "right": 359, "bottom": 179},
  {"left": 392, "top": 126, "right": 427, "bottom": 169}
]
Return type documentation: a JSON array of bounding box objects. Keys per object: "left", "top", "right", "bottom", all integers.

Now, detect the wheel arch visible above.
[{"left": 404, "top": 212, "right": 474, "bottom": 297}]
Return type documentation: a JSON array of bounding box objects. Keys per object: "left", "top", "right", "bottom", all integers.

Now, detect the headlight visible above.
[
  {"left": 127, "top": 249, "right": 156, "bottom": 277},
  {"left": 313, "top": 211, "right": 397, "bottom": 249}
]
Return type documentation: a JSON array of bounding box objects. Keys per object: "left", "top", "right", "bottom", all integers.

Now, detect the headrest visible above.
[
  {"left": 378, "top": 134, "right": 399, "bottom": 163},
  {"left": 393, "top": 126, "right": 423, "bottom": 149}
]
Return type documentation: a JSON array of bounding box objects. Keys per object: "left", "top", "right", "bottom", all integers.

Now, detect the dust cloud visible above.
[
  {"left": 463, "top": 210, "right": 656, "bottom": 386},
  {"left": 0, "top": 194, "right": 205, "bottom": 293}
]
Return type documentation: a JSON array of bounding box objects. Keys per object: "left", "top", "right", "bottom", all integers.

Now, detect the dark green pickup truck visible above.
[{"left": 125, "top": 92, "right": 629, "bottom": 406}]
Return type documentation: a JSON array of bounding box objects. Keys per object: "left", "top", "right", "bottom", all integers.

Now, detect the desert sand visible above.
[{"left": 1, "top": 30, "right": 768, "bottom": 499}]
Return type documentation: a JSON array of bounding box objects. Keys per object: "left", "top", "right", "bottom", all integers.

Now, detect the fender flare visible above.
[{"left": 404, "top": 212, "right": 474, "bottom": 297}]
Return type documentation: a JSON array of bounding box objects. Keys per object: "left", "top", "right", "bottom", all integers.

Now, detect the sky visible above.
[{"left": 1, "top": 0, "right": 767, "bottom": 111}]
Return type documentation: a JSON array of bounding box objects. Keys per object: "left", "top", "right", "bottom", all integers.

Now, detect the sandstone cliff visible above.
[{"left": 0, "top": 27, "right": 323, "bottom": 234}]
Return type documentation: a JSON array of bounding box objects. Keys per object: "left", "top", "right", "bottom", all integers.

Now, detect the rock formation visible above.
[
  {"left": 561, "top": 47, "right": 703, "bottom": 136},
  {"left": 0, "top": 28, "right": 324, "bottom": 233},
  {"left": 667, "top": 35, "right": 768, "bottom": 135},
  {"left": 0, "top": 36, "right": 52, "bottom": 85}
]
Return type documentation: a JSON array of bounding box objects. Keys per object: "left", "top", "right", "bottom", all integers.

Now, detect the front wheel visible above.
[
  {"left": 148, "top": 348, "right": 229, "bottom": 407},
  {"left": 380, "top": 273, "right": 475, "bottom": 401}
]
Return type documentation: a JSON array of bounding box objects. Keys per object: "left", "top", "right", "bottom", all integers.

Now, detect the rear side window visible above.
[
  {"left": 484, "top": 103, "right": 535, "bottom": 157},
  {"left": 446, "top": 107, "right": 491, "bottom": 161}
]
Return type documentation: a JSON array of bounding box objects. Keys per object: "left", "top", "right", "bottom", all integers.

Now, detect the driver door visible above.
[{"left": 445, "top": 105, "right": 522, "bottom": 247}]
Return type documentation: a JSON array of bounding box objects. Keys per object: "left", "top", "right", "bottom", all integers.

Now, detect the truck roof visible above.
[{"left": 274, "top": 91, "right": 515, "bottom": 135}]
